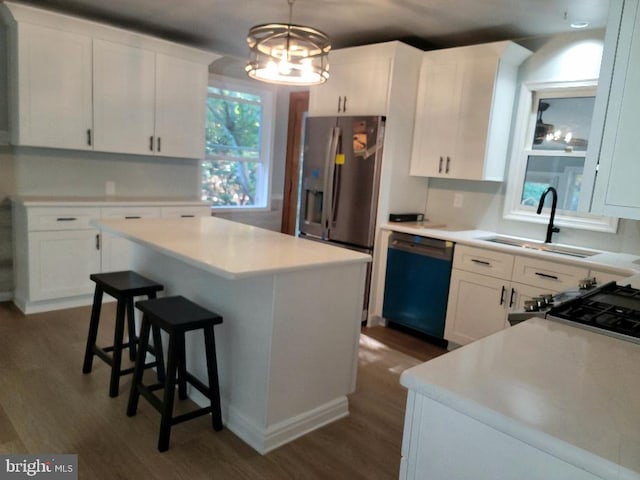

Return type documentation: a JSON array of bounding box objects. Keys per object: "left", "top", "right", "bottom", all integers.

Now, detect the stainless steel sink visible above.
[{"left": 479, "top": 235, "right": 599, "bottom": 258}]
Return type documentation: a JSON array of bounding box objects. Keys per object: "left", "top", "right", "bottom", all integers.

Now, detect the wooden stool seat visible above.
[
  {"left": 82, "top": 271, "right": 165, "bottom": 398},
  {"left": 127, "top": 295, "right": 223, "bottom": 452}
]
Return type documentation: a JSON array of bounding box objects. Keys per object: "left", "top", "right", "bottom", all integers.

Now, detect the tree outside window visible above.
[{"left": 202, "top": 80, "right": 273, "bottom": 208}]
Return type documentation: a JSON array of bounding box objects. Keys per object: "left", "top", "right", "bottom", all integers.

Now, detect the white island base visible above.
[{"left": 97, "top": 217, "right": 369, "bottom": 454}]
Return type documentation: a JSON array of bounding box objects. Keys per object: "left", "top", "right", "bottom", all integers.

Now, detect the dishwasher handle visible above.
[{"left": 388, "top": 232, "right": 453, "bottom": 261}]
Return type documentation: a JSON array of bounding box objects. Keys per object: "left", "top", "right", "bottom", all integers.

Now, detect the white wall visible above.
[{"left": 424, "top": 30, "right": 640, "bottom": 255}]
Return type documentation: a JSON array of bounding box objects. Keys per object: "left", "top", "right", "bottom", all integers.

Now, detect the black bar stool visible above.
[
  {"left": 127, "top": 295, "right": 223, "bottom": 452},
  {"left": 82, "top": 271, "right": 166, "bottom": 398}
]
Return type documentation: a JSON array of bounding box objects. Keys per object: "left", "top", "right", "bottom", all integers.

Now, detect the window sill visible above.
[{"left": 503, "top": 209, "right": 619, "bottom": 234}]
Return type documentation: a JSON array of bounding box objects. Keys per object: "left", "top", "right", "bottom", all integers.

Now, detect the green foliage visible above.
[{"left": 202, "top": 88, "right": 263, "bottom": 206}]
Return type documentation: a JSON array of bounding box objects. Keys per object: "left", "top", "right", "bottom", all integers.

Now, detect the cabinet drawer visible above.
[
  {"left": 453, "top": 245, "right": 514, "bottom": 280},
  {"left": 100, "top": 206, "right": 160, "bottom": 219},
  {"left": 512, "top": 256, "right": 589, "bottom": 291},
  {"left": 160, "top": 206, "right": 210, "bottom": 218},
  {"left": 27, "top": 207, "right": 98, "bottom": 231}
]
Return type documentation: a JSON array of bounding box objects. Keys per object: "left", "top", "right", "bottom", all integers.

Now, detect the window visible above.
[
  {"left": 504, "top": 81, "right": 618, "bottom": 233},
  {"left": 202, "top": 76, "right": 275, "bottom": 209}
]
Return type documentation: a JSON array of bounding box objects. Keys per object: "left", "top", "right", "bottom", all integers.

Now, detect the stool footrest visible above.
[
  {"left": 138, "top": 385, "right": 164, "bottom": 412},
  {"left": 119, "top": 361, "right": 158, "bottom": 376},
  {"left": 172, "top": 407, "right": 212, "bottom": 426},
  {"left": 185, "top": 372, "right": 210, "bottom": 398}
]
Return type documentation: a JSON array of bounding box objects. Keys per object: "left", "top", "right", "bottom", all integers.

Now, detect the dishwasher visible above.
[{"left": 382, "top": 232, "right": 454, "bottom": 340}]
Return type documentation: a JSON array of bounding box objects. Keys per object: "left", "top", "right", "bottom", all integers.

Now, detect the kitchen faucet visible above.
[{"left": 536, "top": 186, "right": 559, "bottom": 243}]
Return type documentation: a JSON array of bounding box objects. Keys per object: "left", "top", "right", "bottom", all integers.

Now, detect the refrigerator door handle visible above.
[{"left": 321, "top": 126, "right": 340, "bottom": 239}]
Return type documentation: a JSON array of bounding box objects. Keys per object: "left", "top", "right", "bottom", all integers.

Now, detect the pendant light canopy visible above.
[{"left": 246, "top": 0, "right": 331, "bottom": 86}]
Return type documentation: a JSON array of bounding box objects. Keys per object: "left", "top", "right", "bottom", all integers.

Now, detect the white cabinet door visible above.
[
  {"left": 92, "top": 39, "right": 156, "bottom": 155},
  {"left": 154, "top": 53, "right": 208, "bottom": 159},
  {"left": 28, "top": 230, "right": 101, "bottom": 301},
  {"left": 99, "top": 207, "right": 161, "bottom": 272},
  {"left": 100, "top": 232, "right": 132, "bottom": 273},
  {"left": 453, "top": 56, "right": 499, "bottom": 179},
  {"left": 444, "top": 269, "right": 508, "bottom": 345},
  {"left": 409, "top": 59, "right": 458, "bottom": 177},
  {"left": 590, "top": 0, "right": 640, "bottom": 219},
  {"left": 14, "top": 23, "right": 92, "bottom": 149},
  {"left": 410, "top": 42, "right": 529, "bottom": 180},
  {"left": 308, "top": 48, "right": 391, "bottom": 116}
]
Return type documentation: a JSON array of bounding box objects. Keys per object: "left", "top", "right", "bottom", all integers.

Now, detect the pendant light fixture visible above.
[{"left": 245, "top": 0, "right": 331, "bottom": 86}]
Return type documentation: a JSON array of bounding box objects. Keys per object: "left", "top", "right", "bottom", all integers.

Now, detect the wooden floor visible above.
[{"left": 0, "top": 301, "right": 446, "bottom": 479}]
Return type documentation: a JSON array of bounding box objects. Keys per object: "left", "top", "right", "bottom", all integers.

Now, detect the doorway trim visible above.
[{"left": 281, "top": 91, "right": 309, "bottom": 235}]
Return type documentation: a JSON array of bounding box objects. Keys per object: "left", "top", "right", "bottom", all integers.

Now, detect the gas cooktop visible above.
[{"left": 547, "top": 282, "right": 640, "bottom": 344}]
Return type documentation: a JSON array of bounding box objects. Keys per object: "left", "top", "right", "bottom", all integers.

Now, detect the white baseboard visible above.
[
  {"left": 0, "top": 291, "right": 12, "bottom": 302},
  {"left": 189, "top": 388, "right": 349, "bottom": 454}
]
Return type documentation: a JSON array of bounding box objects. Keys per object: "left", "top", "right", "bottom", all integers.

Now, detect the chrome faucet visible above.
[{"left": 536, "top": 186, "right": 559, "bottom": 243}]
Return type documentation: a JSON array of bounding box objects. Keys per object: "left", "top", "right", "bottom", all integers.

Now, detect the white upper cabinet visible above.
[
  {"left": 410, "top": 41, "right": 531, "bottom": 181},
  {"left": 11, "top": 23, "right": 93, "bottom": 149},
  {"left": 154, "top": 53, "right": 208, "bottom": 158},
  {"left": 308, "top": 44, "right": 393, "bottom": 116},
  {"left": 1, "top": 1, "right": 218, "bottom": 158},
  {"left": 93, "top": 39, "right": 156, "bottom": 155},
  {"left": 588, "top": 0, "right": 640, "bottom": 219}
]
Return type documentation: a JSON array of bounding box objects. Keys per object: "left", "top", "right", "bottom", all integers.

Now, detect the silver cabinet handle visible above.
[
  {"left": 500, "top": 286, "right": 506, "bottom": 305},
  {"left": 446, "top": 156, "right": 451, "bottom": 174},
  {"left": 337, "top": 96, "right": 342, "bottom": 113},
  {"left": 157, "top": 137, "right": 161, "bottom": 152},
  {"left": 439, "top": 156, "right": 443, "bottom": 173},
  {"left": 343, "top": 96, "right": 347, "bottom": 112},
  {"left": 86, "top": 129, "right": 92, "bottom": 146},
  {"left": 95, "top": 233, "right": 100, "bottom": 250},
  {"left": 56, "top": 217, "right": 77, "bottom": 222},
  {"left": 125, "top": 216, "right": 141, "bottom": 219},
  {"left": 149, "top": 136, "right": 154, "bottom": 151},
  {"left": 509, "top": 288, "right": 516, "bottom": 308},
  {"left": 180, "top": 215, "right": 195, "bottom": 218}
]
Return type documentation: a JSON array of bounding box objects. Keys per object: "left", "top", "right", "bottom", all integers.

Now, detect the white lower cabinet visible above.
[
  {"left": 28, "top": 229, "right": 101, "bottom": 301},
  {"left": 445, "top": 245, "right": 590, "bottom": 345},
  {"left": 12, "top": 201, "right": 210, "bottom": 313},
  {"left": 445, "top": 270, "right": 509, "bottom": 345}
]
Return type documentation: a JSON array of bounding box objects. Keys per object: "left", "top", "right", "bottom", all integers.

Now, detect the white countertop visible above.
[
  {"left": 382, "top": 223, "right": 640, "bottom": 276},
  {"left": 12, "top": 196, "right": 209, "bottom": 206},
  {"left": 95, "top": 216, "right": 371, "bottom": 279},
  {"left": 401, "top": 318, "right": 640, "bottom": 479}
]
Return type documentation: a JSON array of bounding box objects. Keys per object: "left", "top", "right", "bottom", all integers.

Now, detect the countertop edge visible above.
[
  {"left": 400, "top": 371, "right": 633, "bottom": 480},
  {"left": 95, "top": 219, "right": 371, "bottom": 280}
]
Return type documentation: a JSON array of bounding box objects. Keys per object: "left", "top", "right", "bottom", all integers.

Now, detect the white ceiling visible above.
[{"left": 13, "top": 0, "right": 610, "bottom": 57}]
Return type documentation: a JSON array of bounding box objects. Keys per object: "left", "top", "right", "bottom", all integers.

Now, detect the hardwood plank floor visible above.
[{"left": 0, "top": 302, "right": 446, "bottom": 479}]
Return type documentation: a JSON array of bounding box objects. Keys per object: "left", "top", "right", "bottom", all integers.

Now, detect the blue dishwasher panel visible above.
[{"left": 382, "top": 246, "right": 452, "bottom": 338}]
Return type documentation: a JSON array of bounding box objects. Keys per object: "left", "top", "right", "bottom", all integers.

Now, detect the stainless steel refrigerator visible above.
[{"left": 297, "top": 115, "right": 385, "bottom": 320}]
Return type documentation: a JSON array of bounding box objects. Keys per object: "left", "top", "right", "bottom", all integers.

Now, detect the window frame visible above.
[
  {"left": 503, "top": 80, "right": 618, "bottom": 233},
  {"left": 202, "top": 74, "right": 276, "bottom": 212}
]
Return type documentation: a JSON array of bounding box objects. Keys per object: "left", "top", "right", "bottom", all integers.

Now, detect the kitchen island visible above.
[
  {"left": 399, "top": 317, "right": 640, "bottom": 480},
  {"left": 95, "top": 216, "right": 370, "bottom": 454}
]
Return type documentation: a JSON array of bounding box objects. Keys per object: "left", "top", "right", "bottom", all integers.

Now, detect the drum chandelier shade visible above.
[{"left": 245, "top": 0, "right": 331, "bottom": 86}]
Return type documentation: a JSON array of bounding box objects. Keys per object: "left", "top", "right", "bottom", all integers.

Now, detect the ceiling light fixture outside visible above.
[{"left": 245, "top": 0, "right": 331, "bottom": 86}]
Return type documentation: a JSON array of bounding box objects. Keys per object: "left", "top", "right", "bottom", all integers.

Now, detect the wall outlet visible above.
[
  {"left": 105, "top": 181, "right": 116, "bottom": 196},
  {"left": 453, "top": 193, "right": 464, "bottom": 208}
]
